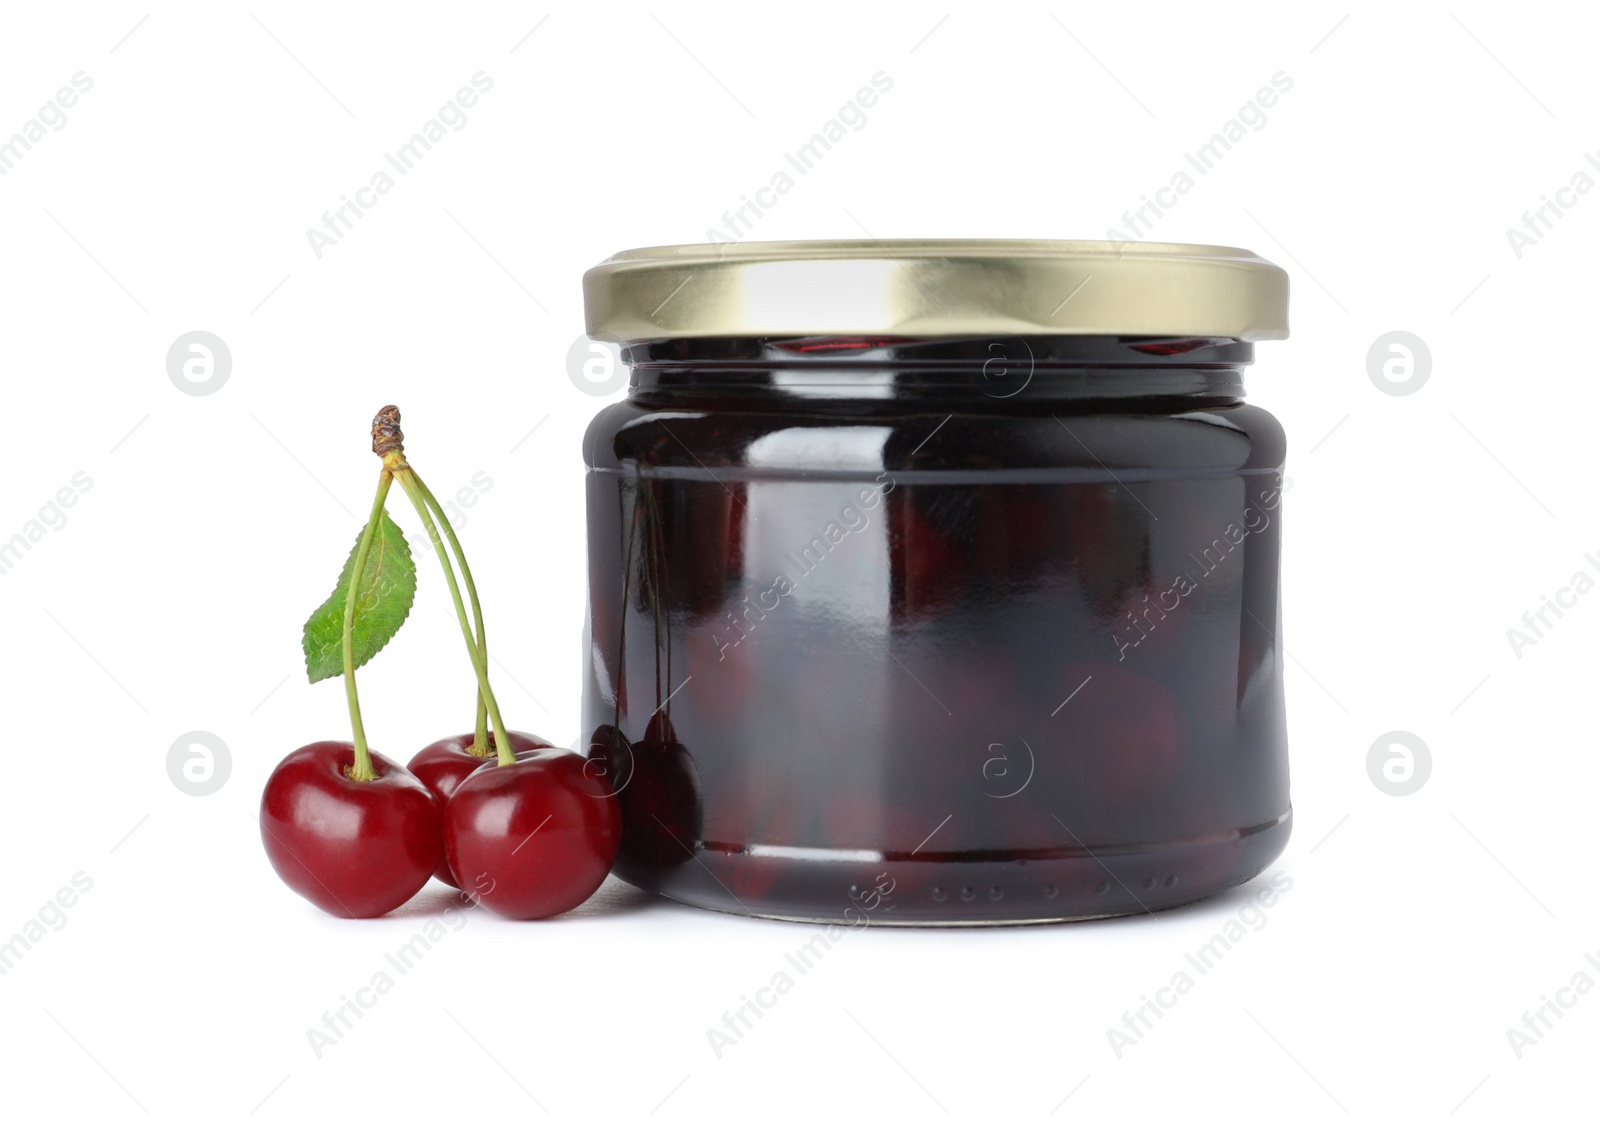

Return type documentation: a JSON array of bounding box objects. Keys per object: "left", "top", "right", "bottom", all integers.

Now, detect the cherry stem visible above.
[
  {"left": 369, "top": 405, "right": 513, "bottom": 767},
  {"left": 411, "top": 472, "right": 491, "bottom": 755},
  {"left": 344, "top": 468, "right": 393, "bottom": 782},
  {"left": 396, "top": 466, "right": 514, "bottom": 763}
]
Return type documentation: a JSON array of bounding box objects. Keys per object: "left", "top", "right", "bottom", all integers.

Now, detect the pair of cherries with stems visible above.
[{"left": 260, "top": 406, "right": 620, "bottom": 919}]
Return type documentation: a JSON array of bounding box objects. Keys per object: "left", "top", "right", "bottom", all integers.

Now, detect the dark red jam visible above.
[{"left": 583, "top": 335, "right": 1290, "bottom": 923}]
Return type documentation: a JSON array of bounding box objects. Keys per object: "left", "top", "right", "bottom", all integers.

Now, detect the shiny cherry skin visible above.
[
  {"left": 443, "top": 748, "right": 621, "bottom": 919},
  {"left": 260, "top": 741, "right": 442, "bottom": 918},
  {"left": 408, "top": 730, "right": 551, "bottom": 887}
]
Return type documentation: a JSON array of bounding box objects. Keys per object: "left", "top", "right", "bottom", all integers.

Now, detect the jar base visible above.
[{"left": 614, "top": 810, "right": 1291, "bottom": 926}]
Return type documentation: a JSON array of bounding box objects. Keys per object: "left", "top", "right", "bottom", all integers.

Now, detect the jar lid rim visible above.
[{"left": 584, "top": 239, "right": 1290, "bottom": 343}]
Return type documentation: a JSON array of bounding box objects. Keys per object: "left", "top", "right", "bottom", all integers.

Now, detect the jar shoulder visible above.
[{"left": 585, "top": 397, "right": 1285, "bottom": 475}]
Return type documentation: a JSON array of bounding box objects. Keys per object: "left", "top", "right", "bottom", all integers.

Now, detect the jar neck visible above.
[{"left": 622, "top": 336, "right": 1252, "bottom": 405}]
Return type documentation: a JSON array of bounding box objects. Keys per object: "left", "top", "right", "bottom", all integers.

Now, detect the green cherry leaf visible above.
[{"left": 301, "top": 511, "right": 417, "bottom": 684}]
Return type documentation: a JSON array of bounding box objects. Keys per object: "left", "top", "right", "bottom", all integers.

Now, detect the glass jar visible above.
[{"left": 581, "top": 240, "right": 1291, "bottom": 924}]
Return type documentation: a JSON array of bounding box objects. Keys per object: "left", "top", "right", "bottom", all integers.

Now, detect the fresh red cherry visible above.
[
  {"left": 260, "top": 741, "right": 441, "bottom": 918},
  {"left": 408, "top": 730, "right": 551, "bottom": 887},
  {"left": 443, "top": 748, "right": 621, "bottom": 919}
]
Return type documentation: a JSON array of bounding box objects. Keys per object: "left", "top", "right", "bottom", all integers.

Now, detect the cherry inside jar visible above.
[{"left": 581, "top": 241, "right": 1292, "bottom": 923}]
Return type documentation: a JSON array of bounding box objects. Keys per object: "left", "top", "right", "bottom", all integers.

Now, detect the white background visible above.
[{"left": 0, "top": 1, "right": 1593, "bottom": 1124}]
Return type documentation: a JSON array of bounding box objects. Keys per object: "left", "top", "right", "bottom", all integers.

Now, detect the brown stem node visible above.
[{"left": 372, "top": 405, "right": 407, "bottom": 463}]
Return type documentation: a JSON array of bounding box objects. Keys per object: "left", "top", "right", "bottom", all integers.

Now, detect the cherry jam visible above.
[{"left": 582, "top": 335, "right": 1290, "bottom": 923}]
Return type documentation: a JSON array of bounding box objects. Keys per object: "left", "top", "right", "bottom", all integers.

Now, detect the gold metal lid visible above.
[{"left": 583, "top": 239, "right": 1289, "bottom": 343}]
